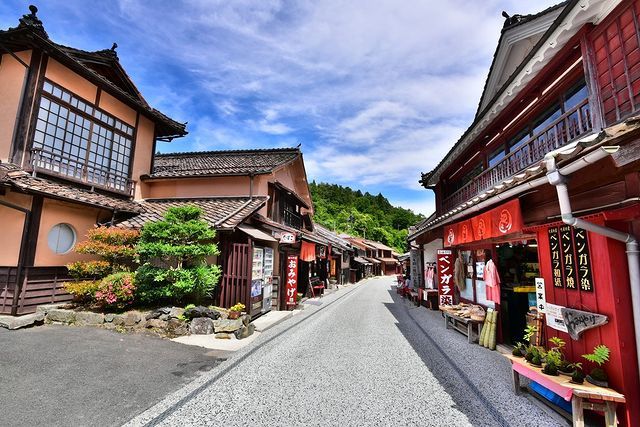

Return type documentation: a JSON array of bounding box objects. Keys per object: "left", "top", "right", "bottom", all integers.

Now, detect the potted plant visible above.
[
  {"left": 542, "top": 348, "right": 561, "bottom": 376},
  {"left": 558, "top": 359, "right": 573, "bottom": 376},
  {"left": 228, "top": 302, "right": 245, "bottom": 320},
  {"left": 522, "top": 325, "right": 539, "bottom": 363},
  {"left": 582, "top": 345, "right": 611, "bottom": 387},
  {"left": 512, "top": 342, "right": 526, "bottom": 357},
  {"left": 569, "top": 362, "right": 585, "bottom": 384}
]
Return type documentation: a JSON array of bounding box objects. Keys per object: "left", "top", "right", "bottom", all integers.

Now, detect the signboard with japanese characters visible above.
[
  {"left": 573, "top": 228, "right": 594, "bottom": 292},
  {"left": 535, "top": 277, "right": 546, "bottom": 313},
  {"left": 279, "top": 232, "right": 296, "bottom": 244},
  {"left": 561, "top": 307, "right": 608, "bottom": 340},
  {"left": 545, "top": 302, "right": 568, "bottom": 333},
  {"left": 436, "top": 249, "right": 454, "bottom": 306},
  {"left": 560, "top": 225, "right": 577, "bottom": 289},
  {"left": 548, "top": 227, "right": 563, "bottom": 288},
  {"left": 285, "top": 255, "right": 298, "bottom": 306}
]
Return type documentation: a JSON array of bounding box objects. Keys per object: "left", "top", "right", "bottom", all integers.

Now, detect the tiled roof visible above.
[
  {"left": 148, "top": 148, "right": 300, "bottom": 178},
  {"left": 0, "top": 8, "right": 186, "bottom": 138},
  {"left": 0, "top": 164, "right": 142, "bottom": 213},
  {"left": 313, "top": 224, "right": 353, "bottom": 251},
  {"left": 116, "top": 196, "right": 268, "bottom": 230}
]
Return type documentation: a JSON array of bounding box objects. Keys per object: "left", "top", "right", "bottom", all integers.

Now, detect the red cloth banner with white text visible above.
[
  {"left": 285, "top": 255, "right": 298, "bottom": 306},
  {"left": 437, "top": 249, "right": 454, "bottom": 306},
  {"left": 444, "top": 199, "right": 523, "bottom": 246}
]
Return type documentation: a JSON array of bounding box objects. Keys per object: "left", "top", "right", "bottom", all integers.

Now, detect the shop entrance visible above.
[{"left": 496, "top": 240, "right": 540, "bottom": 345}]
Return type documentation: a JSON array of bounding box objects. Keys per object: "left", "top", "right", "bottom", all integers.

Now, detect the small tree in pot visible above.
[{"left": 582, "top": 345, "right": 611, "bottom": 387}]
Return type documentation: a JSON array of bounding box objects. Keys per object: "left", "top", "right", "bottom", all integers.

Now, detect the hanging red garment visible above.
[
  {"left": 300, "top": 241, "right": 316, "bottom": 262},
  {"left": 484, "top": 259, "right": 501, "bottom": 304}
]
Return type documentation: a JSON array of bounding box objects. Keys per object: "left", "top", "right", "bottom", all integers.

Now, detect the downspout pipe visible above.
[{"left": 544, "top": 147, "right": 640, "bottom": 381}]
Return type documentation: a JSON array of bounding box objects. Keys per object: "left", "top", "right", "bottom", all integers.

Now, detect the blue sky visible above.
[{"left": 1, "top": 0, "right": 554, "bottom": 215}]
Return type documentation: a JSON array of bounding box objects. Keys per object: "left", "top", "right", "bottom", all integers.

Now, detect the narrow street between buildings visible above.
[{"left": 128, "top": 276, "right": 563, "bottom": 427}]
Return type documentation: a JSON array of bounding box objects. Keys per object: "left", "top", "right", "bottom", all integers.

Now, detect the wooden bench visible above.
[
  {"left": 442, "top": 311, "right": 483, "bottom": 344},
  {"left": 504, "top": 353, "right": 625, "bottom": 427},
  {"left": 308, "top": 277, "right": 325, "bottom": 298}
]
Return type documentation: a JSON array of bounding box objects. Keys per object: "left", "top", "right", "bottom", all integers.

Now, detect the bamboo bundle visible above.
[
  {"left": 488, "top": 310, "right": 497, "bottom": 350},
  {"left": 479, "top": 309, "right": 491, "bottom": 347}
]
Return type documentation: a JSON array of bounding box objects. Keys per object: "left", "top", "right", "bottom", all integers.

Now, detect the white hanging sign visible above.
[
  {"left": 535, "top": 277, "right": 546, "bottom": 313},
  {"left": 545, "top": 302, "right": 568, "bottom": 333}
]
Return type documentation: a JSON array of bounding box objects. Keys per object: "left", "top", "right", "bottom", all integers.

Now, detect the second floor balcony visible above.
[
  {"left": 30, "top": 148, "right": 135, "bottom": 196},
  {"left": 283, "top": 207, "right": 302, "bottom": 229},
  {"left": 441, "top": 98, "right": 592, "bottom": 212}
]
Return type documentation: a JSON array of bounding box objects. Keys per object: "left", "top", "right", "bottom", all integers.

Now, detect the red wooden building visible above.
[{"left": 410, "top": 1, "right": 640, "bottom": 424}]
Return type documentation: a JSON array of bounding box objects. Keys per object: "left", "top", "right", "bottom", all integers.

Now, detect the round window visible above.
[{"left": 47, "top": 223, "right": 76, "bottom": 254}]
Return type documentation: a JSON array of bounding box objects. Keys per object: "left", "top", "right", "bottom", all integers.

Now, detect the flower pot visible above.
[
  {"left": 586, "top": 375, "right": 608, "bottom": 388},
  {"left": 228, "top": 311, "right": 240, "bottom": 320}
]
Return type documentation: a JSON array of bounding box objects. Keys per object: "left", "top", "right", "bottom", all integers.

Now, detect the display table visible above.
[
  {"left": 503, "top": 354, "right": 625, "bottom": 427},
  {"left": 442, "top": 311, "right": 483, "bottom": 343}
]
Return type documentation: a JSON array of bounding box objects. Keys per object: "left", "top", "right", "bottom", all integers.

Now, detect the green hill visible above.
[{"left": 309, "top": 181, "right": 424, "bottom": 253}]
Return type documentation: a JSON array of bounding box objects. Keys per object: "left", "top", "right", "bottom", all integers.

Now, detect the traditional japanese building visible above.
[
  {"left": 0, "top": 6, "right": 186, "bottom": 315},
  {"left": 133, "top": 147, "right": 324, "bottom": 316},
  {"left": 411, "top": 0, "right": 640, "bottom": 423}
]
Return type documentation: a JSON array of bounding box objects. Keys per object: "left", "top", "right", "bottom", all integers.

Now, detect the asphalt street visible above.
[
  {"left": 0, "top": 325, "right": 223, "bottom": 427},
  {"left": 128, "top": 276, "right": 564, "bottom": 427}
]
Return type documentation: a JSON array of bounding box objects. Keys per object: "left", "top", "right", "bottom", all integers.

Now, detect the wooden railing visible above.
[
  {"left": 283, "top": 207, "right": 302, "bottom": 229},
  {"left": 30, "top": 148, "right": 135, "bottom": 196},
  {"left": 442, "top": 99, "right": 592, "bottom": 212}
]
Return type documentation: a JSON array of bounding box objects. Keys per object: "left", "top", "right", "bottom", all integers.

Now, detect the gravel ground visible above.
[
  {"left": 127, "top": 276, "right": 564, "bottom": 427},
  {"left": 0, "top": 325, "right": 223, "bottom": 427}
]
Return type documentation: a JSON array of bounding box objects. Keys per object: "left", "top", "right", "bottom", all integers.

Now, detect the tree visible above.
[{"left": 136, "top": 205, "right": 221, "bottom": 304}]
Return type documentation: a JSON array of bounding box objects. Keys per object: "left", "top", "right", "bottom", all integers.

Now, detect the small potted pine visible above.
[
  {"left": 228, "top": 302, "right": 245, "bottom": 320},
  {"left": 582, "top": 344, "right": 611, "bottom": 387},
  {"left": 511, "top": 342, "right": 526, "bottom": 358},
  {"left": 542, "top": 349, "right": 560, "bottom": 376},
  {"left": 548, "top": 337, "right": 570, "bottom": 375}
]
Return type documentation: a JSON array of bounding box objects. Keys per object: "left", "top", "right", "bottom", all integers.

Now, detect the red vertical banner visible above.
[
  {"left": 285, "top": 255, "right": 298, "bottom": 306},
  {"left": 437, "top": 249, "right": 454, "bottom": 306}
]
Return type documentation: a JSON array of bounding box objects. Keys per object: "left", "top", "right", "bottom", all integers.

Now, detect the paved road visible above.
[
  {"left": 0, "top": 325, "right": 223, "bottom": 427},
  {"left": 129, "top": 276, "right": 563, "bottom": 427}
]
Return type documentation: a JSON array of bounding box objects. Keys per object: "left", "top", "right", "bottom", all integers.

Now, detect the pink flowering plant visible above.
[{"left": 94, "top": 272, "right": 136, "bottom": 309}]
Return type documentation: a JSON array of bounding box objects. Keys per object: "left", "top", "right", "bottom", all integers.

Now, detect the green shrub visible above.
[
  {"left": 135, "top": 206, "right": 221, "bottom": 305},
  {"left": 94, "top": 272, "right": 136, "bottom": 309},
  {"left": 67, "top": 260, "right": 112, "bottom": 279},
  {"left": 63, "top": 280, "right": 100, "bottom": 302}
]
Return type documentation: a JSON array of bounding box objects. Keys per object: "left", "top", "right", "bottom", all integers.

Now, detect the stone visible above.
[
  {"left": 234, "top": 323, "right": 255, "bottom": 339},
  {"left": 241, "top": 314, "right": 250, "bottom": 326},
  {"left": 169, "top": 307, "right": 184, "bottom": 319},
  {"left": 159, "top": 314, "right": 170, "bottom": 321},
  {"left": 104, "top": 313, "right": 116, "bottom": 323},
  {"left": 36, "top": 303, "right": 67, "bottom": 315},
  {"left": 145, "top": 319, "right": 167, "bottom": 329},
  {"left": 123, "top": 311, "right": 142, "bottom": 327},
  {"left": 214, "top": 332, "right": 232, "bottom": 339},
  {"left": 184, "top": 305, "right": 220, "bottom": 320},
  {"left": 0, "top": 312, "right": 45, "bottom": 330},
  {"left": 166, "top": 318, "right": 189, "bottom": 337},
  {"left": 75, "top": 311, "right": 105, "bottom": 326},
  {"left": 46, "top": 309, "right": 76, "bottom": 324},
  {"left": 145, "top": 307, "right": 172, "bottom": 320},
  {"left": 112, "top": 314, "right": 126, "bottom": 326},
  {"left": 190, "top": 317, "right": 215, "bottom": 335},
  {"left": 213, "top": 318, "right": 243, "bottom": 333}
]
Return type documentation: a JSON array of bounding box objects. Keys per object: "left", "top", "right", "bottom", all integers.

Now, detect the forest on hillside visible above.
[{"left": 309, "top": 181, "right": 424, "bottom": 253}]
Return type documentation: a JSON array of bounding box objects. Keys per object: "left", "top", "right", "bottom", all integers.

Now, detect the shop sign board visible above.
[
  {"left": 285, "top": 255, "right": 298, "bottom": 306},
  {"left": 279, "top": 232, "right": 296, "bottom": 244},
  {"left": 436, "top": 249, "right": 454, "bottom": 306},
  {"left": 545, "top": 303, "right": 568, "bottom": 333},
  {"left": 560, "top": 225, "right": 577, "bottom": 289},
  {"left": 444, "top": 199, "right": 522, "bottom": 246},
  {"left": 561, "top": 307, "right": 608, "bottom": 340},
  {"left": 535, "top": 277, "right": 546, "bottom": 313},
  {"left": 548, "top": 227, "right": 563, "bottom": 288},
  {"left": 573, "top": 228, "right": 594, "bottom": 292}
]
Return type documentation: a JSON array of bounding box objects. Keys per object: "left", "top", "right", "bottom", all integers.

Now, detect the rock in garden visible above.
[
  {"left": 214, "top": 332, "right": 232, "bottom": 339},
  {"left": 167, "top": 318, "right": 188, "bottom": 336},
  {"left": 184, "top": 305, "right": 220, "bottom": 320},
  {"left": 75, "top": 311, "right": 105, "bottom": 326},
  {"left": 190, "top": 317, "right": 215, "bottom": 335},
  {"left": 213, "top": 318, "right": 243, "bottom": 333},
  {"left": 169, "top": 307, "right": 184, "bottom": 319},
  {"left": 104, "top": 313, "right": 116, "bottom": 322},
  {"left": 123, "top": 311, "right": 142, "bottom": 326},
  {"left": 234, "top": 323, "right": 255, "bottom": 339},
  {"left": 46, "top": 309, "right": 76, "bottom": 324},
  {"left": 145, "top": 307, "right": 171, "bottom": 320},
  {"left": 0, "top": 312, "right": 44, "bottom": 330},
  {"left": 145, "top": 319, "right": 167, "bottom": 329},
  {"left": 112, "top": 314, "right": 125, "bottom": 326}
]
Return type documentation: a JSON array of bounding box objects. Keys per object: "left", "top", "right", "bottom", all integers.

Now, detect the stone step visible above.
[{"left": 0, "top": 312, "right": 45, "bottom": 330}]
